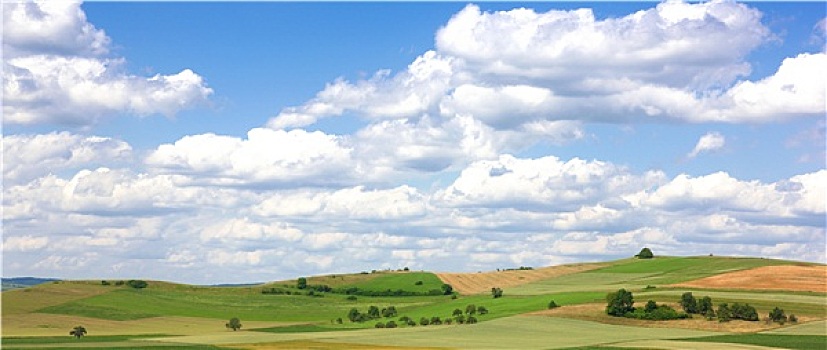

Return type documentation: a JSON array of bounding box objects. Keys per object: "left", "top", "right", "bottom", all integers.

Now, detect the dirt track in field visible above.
[
  {"left": 436, "top": 262, "right": 608, "bottom": 295},
  {"left": 671, "top": 265, "right": 827, "bottom": 293}
]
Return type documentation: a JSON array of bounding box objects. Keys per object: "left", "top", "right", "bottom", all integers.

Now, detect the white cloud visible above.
[
  {"left": 267, "top": 51, "right": 455, "bottom": 129},
  {"left": 3, "top": 132, "right": 132, "bottom": 185},
  {"left": 436, "top": 2, "right": 766, "bottom": 89},
  {"left": 688, "top": 132, "right": 726, "bottom": 158},
  {"left": 3, "top": 235, "right": 49, "bottom": 252},
  {"left": 145, "top": 128, "right": 354, "bottom": 186},
  {"left": 434, "top": 154, "right": 666, "bottom": 211},
  {"left": 3, "top": 1, "right": 109, "bottom": 57},
  {"left": 269, "top": 1, "right": 822, "bottom": 130},
  {"left": 3, "top": 1, "right": 212, "bottom": 126}
]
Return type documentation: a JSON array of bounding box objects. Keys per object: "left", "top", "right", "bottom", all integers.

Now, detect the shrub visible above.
[
  {"left": 101, "top": 280, "right": 110, "bottom": 286},
  {"left": 126, "top": 280, "right": 147, "bottom": 289},
  {"left": 789, "top": 314, "right": 798, "bottom": 323},
  {"left": 375, "top": 322, "right": 385, "bottom": 328},
  {"left": 465, "top": 304, "right": 477, "bottom": 315},
  {"left": 430, "top": 316, "right": 442, "bottom": 325},
  {"left": 491, "top": 287, "right": 503, "bottom": 298},
  {"left": 467, "top": 316, "right": 478, "bottom": 324},
  {"left": 414, "top": 281, "right": 423, "bottom": 285},
  {"left": 346, "top": 295, "right": 357, "bottom": 301},
  {"left": 419, "top": 317, "right": 430, "bottom": 326},
  {"left": 478, "top": 306, "right": 489, "bottom": 315},
  {"left": 548, "top": 300, "right": 559, "bottom": 309},
  {"left": 385, "top": 321, "right": 397, "bottom": 328}
]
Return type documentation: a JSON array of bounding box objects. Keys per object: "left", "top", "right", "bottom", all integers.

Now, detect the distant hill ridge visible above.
[{"left": 1, "top": 277, "right": 60, "bottom": 291}]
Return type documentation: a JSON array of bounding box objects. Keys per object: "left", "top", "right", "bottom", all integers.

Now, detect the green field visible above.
[{"left": 3, "top": 256, "right": 824, "bottom": 349}]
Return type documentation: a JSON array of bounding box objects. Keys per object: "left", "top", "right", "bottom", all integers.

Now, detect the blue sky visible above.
[{"left": 3, "top": 1, "right": 825, "bottom": 284}]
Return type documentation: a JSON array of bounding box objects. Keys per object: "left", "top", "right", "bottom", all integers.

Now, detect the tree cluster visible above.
[
  {"left": 605, "top": 289, "right": 688, "bottom": 320},
  {"left": 347, "top": 305, "right": 398, "bottom": 323},
  {"left": 680, "top": 292, "right": 759, "bottom": 323},
  {"left": 355, "top": 304, "right": 487, "bottom": 329}
]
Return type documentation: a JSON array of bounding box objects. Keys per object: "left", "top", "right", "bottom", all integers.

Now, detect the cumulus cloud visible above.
[
  {"left": 145, "top": 128, "right": 354, "bottom": 186},
  {"left": 268, "top": 1, "right": 823, "bottom": 131},
  {"left": 3, "top": 132, "right": 132, "bottom": 185},
  {"left": 3, "top": 1, "right": 212, "bottom": 126},
  {"left": 688, "top": 132, "right": 725, "bottom": 158}
]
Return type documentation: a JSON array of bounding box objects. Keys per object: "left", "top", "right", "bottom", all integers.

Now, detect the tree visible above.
[
  {"left": 441, "top": 283, "right": 453, "bottom": 295},
  {"left": 226, "top": 317, "right": 242, "bottom": 331},
  {"left": 789, "top": 314, "right": 798, "bottom": 323},
  {"left": 368, "top": 305, "right": 380, "bottom": 319},
  {"left": 419, "top": 317, "right": 430, "bottom": 326},
  {"left": 386, "top": 320, "right": 398, "bottom": 328},
  {"left": 69, "top": 325, "right": 87, "bottom": 339},
  {"left": 347, "top": 308, "right": 360, "bottom": 322},
  {"left": 606, "top": 289, "right": 634, "bottom": 317},
  {"left": 478, "top": 306, "right": 489, "bottom": 315},
  {"left": 430, "top": 316, "right": 442, "bottom": 325},
  {"left": 452, "top": 308, "right": 463, "bottom": 317},
  {"left": 466, "top": 316, "right": 478, "bottom": 324},
  {"left": 636, "top": 247, "right": 654, "bottom": 259},
  {"left": 680, "top": 292, "right": 698, "bottom": 314},
  {"left": 698, "top": 296, "right": 714, "bottom": 315},
  {"left": 297, "top": 277, "right": 307, "bottom": 289},
  {"left": 769, "top": 307, "right": 787, "bottom": 324},
  {"left": 717, "top": 303, "right": 732, "bottom": 323},
  {"left": 465, "top": 304, "right": 477, "bottom": 315},
  {"left": 548, "top": 300, "right": 559, "bottom": 309},
  {"left": 375, "top": 322, "right": 385, "bottom": 328},
  {"left": 491, "top": 287, "right": 503, "bottom": 298}
]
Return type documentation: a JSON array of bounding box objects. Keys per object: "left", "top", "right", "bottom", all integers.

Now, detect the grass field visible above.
[
  {"left": 679, "top": 334, "right": 827, "bottom": 350},
  {"left": 3, "top": 256, "right": 825, "bottom": 349}
]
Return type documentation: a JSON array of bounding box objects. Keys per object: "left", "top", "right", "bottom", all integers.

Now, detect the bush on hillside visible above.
[{"left": 126, "top": 280, "right": 147, "bottom": 289}]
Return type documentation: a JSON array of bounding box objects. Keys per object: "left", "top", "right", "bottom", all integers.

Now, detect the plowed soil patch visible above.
[
  {"left": 671, "top": 265, "right": 826, "bottom": 293},
  {"left": 436, "top": 262, "right": 607, "bottom": 295}
]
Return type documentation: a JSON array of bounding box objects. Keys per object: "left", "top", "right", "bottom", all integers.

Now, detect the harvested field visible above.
[
  {"left": 232, "top": 340, "right": 452, "bottom": 350},
  {"left": 436, "top": 262, "right": 607, "bottom": 295},
  {"left": 671, "top": 265, "right": 827, "bottom": 293}
]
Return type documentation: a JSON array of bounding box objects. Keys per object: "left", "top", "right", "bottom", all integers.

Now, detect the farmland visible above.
[{"left": 2, "top": 256, "right": 825, "bottom": 349}]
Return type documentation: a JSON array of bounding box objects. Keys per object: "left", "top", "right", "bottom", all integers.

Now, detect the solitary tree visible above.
[
  {"left": 636, "top": 247, "right": 654, "bottom": 259},
  {"left": 69, "top": 325, "right": 87, "bottom": 339},
  {"left": 226, "top": 317, "right": 242, "bottom": 331},
  {"left": 297, "top": 277, "right": 307, "bottom": 289}
]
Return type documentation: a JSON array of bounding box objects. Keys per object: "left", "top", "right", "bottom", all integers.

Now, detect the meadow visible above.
[{"left": 2, "top": 256, "right": 825, "bottom": 349}]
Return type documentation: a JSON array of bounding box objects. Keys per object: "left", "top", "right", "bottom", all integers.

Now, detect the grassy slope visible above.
[
  {"left": 509, "top": 256, "right": 806, "bottom": 295},
  {"left": 4, "top": 256, "right": 824, "bottom": 349}
]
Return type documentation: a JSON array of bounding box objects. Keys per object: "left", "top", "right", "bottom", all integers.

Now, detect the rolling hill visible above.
[{"left": 2, "top": 255, "right": 825, "bottom": 350}]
